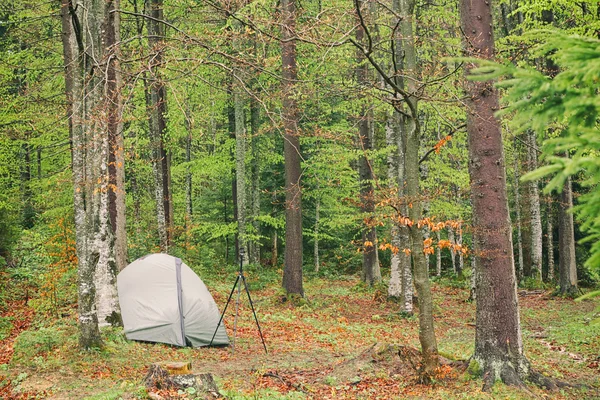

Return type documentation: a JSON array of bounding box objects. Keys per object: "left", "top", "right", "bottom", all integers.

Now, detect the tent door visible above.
[{"left": 175, "top": 257, "right": 186, "bottom": 346}]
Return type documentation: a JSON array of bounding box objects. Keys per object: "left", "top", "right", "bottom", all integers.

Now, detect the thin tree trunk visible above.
[
  {"left": 461, "top": 0, "right": 533, "bottom": 388},
  {"left": 386, "top": 116, "right": 402, "bottom": 297},
  {"left": 558, "top": 176, "right": 577, "bottom": 296},
  {"left": 546, "top": 195, "right": 554, "bottom": 281},
  {"left": 391, "top": 0, "right": 415, "bottom": 316},
  {"left": 527, "top": 131, "right": 543, "bottom": 281},
  {"left": 21, "top": 143, "right": 34, "bottom": 229},
  {"left": 272, "top": 230, "right": 278, "bottom": 267},
  {"left": 36, "top": 146, "right": 42, "bottom": 180},
  {"left": 396, "top": 0, "right": 438, "bottom": 377},
  {"left": 355, "top": 3, "right": 380, "bottom": 286},
  {"left": 249, "top": 94, "right": 261, "bottom": 264},
  {"left": 457, "top": 225, "right": 464, "bottom": 275},
  {"left": 146, "top": 0, "right": 171, "bottom": 252},
  {"left": 448, "top": 226, "right": 457, "bottom": 274},
  {"left": 513, "top": 137, "right": 524, "bottom": 281},
  {"left": 234, "top": 88, "right": 248, "bottom": 265},
  {"left": 228, "top": 87, "right": 239, "bottom": 260},
  {"left": 185, "top": 106, "right": 193, "bottom": 222},
  {"left": 314, "top": 197, "right": 320, "bottom": 272},
  {"left": 281, "top": 0, "right": 304, "bottom": 296},
  {"left": 435, "top": 230, "right": 442, "bottom": 277},
  {"left": 106, "top": 0, "right": 127, "bottom": 273}
]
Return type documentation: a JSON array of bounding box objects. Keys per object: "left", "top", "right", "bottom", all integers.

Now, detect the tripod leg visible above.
[
  {"left": 231, "top": 274, "right": 243, "bottom": 354},
  {"left": 241, "top": 275, "right": 268, "bottom": 354},
  {"left": 209, "top": 275, "right": 240, "bottom": 347}
]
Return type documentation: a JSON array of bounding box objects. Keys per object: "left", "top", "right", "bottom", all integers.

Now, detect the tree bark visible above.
[
  {"left": 355, "top": 5, "right": 380, "bottom": 286},
  {"left": 61, "top": 0, "right": 127, "bottom": 347},
  {"left": 234, "top": 88, "right": 248, "bottom": 265},
  {"left": 461, "top": 0, "right": 531, "bottom": 388},
  {"left": 513, "top": 137, "right": 524, "bottom": 281},
  {"left": 395, "top": 0, "right": 437, "bottom": 376},
  {"left": 448, "top": 226, "right": 457, "bottom": 274},
  {"left": 105, "top": 0, "right": 126, "bottom": 273},
  {"left": 546, "top": 195, "right": 554, "bottom": 281},
  {"left": 249, "top": 94, "right": 261, "bottom": 264},
  {"left": 558, "top": 177, "right": 577, "bottom": 296},
  {"left": 281, "top": 0, "right": 304, "bottom": 296},
  {"left": 435, "top": 230, "right": 442, "bottom": 277},
  {"left": 527, "top": 131, "right": 543, "bottom": 281},
  {"left": 185, "top": 106, "right": 193, "bottom": 223},
  {"left": 386, "top": 116, "right": 402, "bottom": 297},
  {"left": 314, "top": 196, "right": 320, "bottom": 272},
  {"left": 146, "top": 0, "right": 172, "bottom": 252}
]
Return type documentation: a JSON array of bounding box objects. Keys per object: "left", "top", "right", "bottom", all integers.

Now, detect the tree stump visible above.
[{"left": 144, "top": 363, "right": 222, "bottom": 399}]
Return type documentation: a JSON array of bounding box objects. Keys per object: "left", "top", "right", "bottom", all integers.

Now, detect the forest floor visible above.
[{"left": 1, "top": 274, "right": 599, "bottom": 399}]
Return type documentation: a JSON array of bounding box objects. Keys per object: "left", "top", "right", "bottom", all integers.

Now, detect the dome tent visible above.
[{"left": 117, "top": 253, "right": 229, "bottom": 347}]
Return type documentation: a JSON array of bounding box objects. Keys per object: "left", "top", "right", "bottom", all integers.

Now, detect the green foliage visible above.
[
  {"left": 472, "top": 32, "right": 600, "bottom": 271},
  {"left": 13, "top": 326, "right": 69, "bottom": 363}
]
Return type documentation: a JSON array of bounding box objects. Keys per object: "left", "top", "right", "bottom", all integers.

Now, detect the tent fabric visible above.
[{"left": 117, "top": 253, "right": 229, "bottom": 347}]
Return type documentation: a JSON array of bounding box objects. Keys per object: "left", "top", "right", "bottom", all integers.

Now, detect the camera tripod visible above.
[{"left": 209, "top": 247, "right": 267, "bottom": 354}]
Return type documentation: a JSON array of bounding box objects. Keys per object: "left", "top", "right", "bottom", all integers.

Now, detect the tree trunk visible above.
[
  {"left": 281, "top": 0, "right": 304, "bottom": 296},
  {"left": 527, "top": 131, "right": 543, "bottom": 281},
  {"left": 396, "top": 0, "right": 437, "bottom": 377},
  {"left": 558, "top": 176, "right": 577, "bottom": 296},
  {"left": 355, "top": 4, "right": 380, "bottom": 286},
  {"left": 386, "top": 116, "right": 402, "bottom": 297},
  {"left": 272, "top": 230, "right": 278, "bottom": 267},
  {"left": 249, "top": 94, "right": 261, "bottom": 264},
  {"left": 461, "top": 0, "right": 532, "bottom": 388},
  {"left": 435, "top": 230, "right": 442, "bottom": 277},
  {"left": 513, "top": 137, "right": 524, "bottom": 281},
  {"left": 106, "top": 0, "right": 127, "bottom": 273},
  {"left": 146, "top": 0, "right": 172, "bottom": 252},
  {"left": 314, "top": 196, "right": 320, "bottom": 273},
  {"left": 61, "top": 0, "right": 127, "bottom": 347},
  {"left": 234, "top": 88, "right": 248, "bottom": 265},
  {"left": 546, "top": 195, "right": 554, "bottom": 282},
  {"left": 21, "top": 143, "right": 34, "bottom": 229},
  {"left": 448, "top": 226, "right": 457, "bottom": 274},
  {"left": 457, "top": 224, "right": 464, "bottom": 275},
  {"left": 185, "top": 106, "right": 193, "bottom": 222}
]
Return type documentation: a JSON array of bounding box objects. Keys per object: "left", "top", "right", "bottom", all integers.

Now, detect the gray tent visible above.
[{"left": 117, "top": 253, "right": 229, "bottom": 347}]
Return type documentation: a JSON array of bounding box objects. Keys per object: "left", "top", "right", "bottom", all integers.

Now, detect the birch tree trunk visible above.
[
  {"left": 527, "top": 131, "right": 543, "bottom": 281},
  {"left": 386, "top": 116, "right": 402, "bottom": 298},
  {"left": 281, "top": 0, "right": 304, "bottom": 296},
  {"left": 60, "top": 0, "right": 124, "bottom": 347}
]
